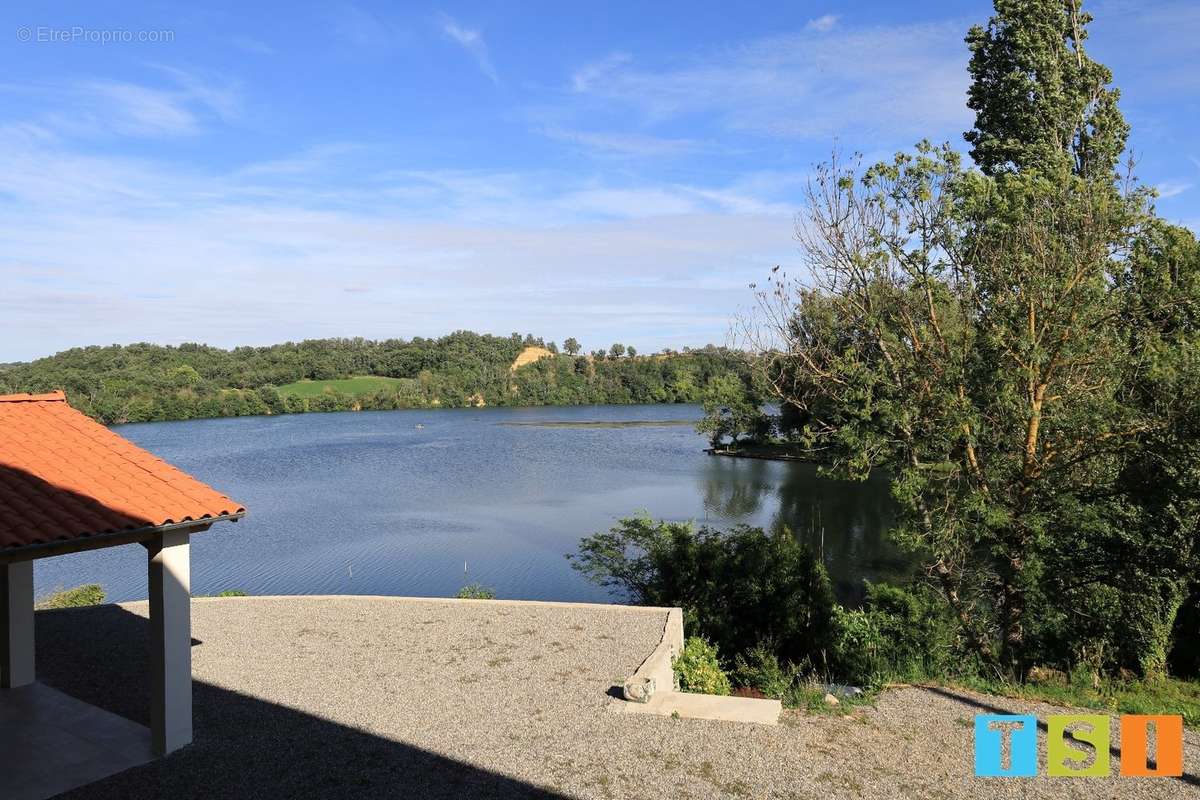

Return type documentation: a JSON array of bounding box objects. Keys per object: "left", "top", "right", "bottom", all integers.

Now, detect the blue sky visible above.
[{"left": 1, "top": 1, "right": 1198, "bottom": 361}]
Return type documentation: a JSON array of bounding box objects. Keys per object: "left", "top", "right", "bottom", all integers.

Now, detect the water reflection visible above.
[
  {"left": 700, "top": 455, "right": 911, "bottom": 603},
  {"left": 700, "top": 456, "right": 775, "bottom": 518}
]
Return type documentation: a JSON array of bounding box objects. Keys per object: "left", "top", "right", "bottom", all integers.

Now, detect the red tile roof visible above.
[{"left": 0, "top": 391, "right": 244, "bottom": 554}]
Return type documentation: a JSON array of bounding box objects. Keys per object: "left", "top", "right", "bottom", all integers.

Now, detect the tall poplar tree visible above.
[{"left": 964, "top": 0, "right": 1128, "bottom": 180}]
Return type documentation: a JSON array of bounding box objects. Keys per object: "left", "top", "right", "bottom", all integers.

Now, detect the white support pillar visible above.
[
  {"left": 147, "top": 529, "right": 192, "bottom": 755},
  {"left": 1, "top": 560, "right": 34, "bottom": 689}
]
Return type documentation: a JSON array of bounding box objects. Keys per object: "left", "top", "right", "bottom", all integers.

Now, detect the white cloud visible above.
[
  {"left": 559, "top": 188, "right": 700, "bottom": 217},
  {"left": 0, "top": 71, "right": 240, "bottom": 140},
  {"left": 235, "top": 143, "right": 364, "bottom": 178},
  {"left": 74, "top": 81, "right": 200, "bottom": 136},
  {"left": 439, "top": 14, "right": 499, "bottom": 83},
  {"left": 540, "top": 127, "right": 705, "bottom": 158},
  {"left": 571, "top": 52, "right": 632, "bottom": 92},
  {"left": 567, "top": 21, "right": 971, "bottom": 140},
  {"left": 805, "top": 14, "right": 839, "bottom": 33},
  {"left": 0, "top": 131, "right": 798, "bottom": 360},
  {"left": 1156, "top": 180, "right": 1192, "bottom": 199},
  {"left": 150, "top": 65, "right": 241, "bottom": 122}
]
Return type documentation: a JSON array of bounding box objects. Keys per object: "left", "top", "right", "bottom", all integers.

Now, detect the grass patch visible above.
[
  {"left": 277, "top": 375, "right": 411, "bottom": 399},
  {"left": 785, "top": 681, "right": 879, "bottom": 715},
  {"left": 951, "top": 673, "right": 1200, "bottom": 728},
  {"left": 37, "top": 584, "right": 105, "bottom": 609}
]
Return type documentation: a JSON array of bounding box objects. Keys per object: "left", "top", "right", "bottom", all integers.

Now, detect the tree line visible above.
[{"left": 0, "top": 331, "right": 750, "bottom": 424}]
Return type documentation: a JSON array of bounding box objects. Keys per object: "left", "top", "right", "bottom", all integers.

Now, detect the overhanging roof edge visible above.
[{"left": 0, "top": 512, "right": 245, "bottom": 565}]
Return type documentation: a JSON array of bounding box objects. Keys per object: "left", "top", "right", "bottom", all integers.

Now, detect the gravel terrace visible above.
[{"left": 31, "top": 596, "right": 1200, "bottom": 799}]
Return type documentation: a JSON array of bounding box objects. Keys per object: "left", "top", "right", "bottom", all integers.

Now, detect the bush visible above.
[
  {"left": 831, "top": 606, "right": 882, "bottom": 685},
  {"left": 732, "top": 644, "right": 800, "bottom": 699},
  {"left": 38, "top": 584, "right": 105, "bottom": 609},
  {"left": 673, "top": 637, "right": 731, "bottom": 695},
  {"left": 570, "top": 515, "right": 837, "bottom": 667},
  {"left": 216, "top": 589, "right": 248, "bottom": 597},
  {"left": 456, "top": 583, "right": 496, "bottom": 600},
  {"left": 832, "top": 582, "right": 958, "bottom": 684}
]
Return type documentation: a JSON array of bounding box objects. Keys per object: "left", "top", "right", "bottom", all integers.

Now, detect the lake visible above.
[{"left": 33, "top": 404, "right": 910, "bottom": 605}]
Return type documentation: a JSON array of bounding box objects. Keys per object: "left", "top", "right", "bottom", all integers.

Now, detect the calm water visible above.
[{"left": 34, "top": 404, "right": 909, "bottom": 605}]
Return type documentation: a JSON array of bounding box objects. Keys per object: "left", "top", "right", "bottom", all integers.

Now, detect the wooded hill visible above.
[{"left": 0, "top": 332, "right": 749, "bottom": 424}]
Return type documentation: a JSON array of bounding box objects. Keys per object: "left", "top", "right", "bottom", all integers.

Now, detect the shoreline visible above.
[
  {"left": 108, "top": 400, "right": 704, "bottom": 429},
  {"left": 705, "top": 444, "right": 817, "bottom": 463}
]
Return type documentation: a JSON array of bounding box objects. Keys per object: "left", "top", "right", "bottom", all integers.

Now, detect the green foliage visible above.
[
  {"left": 731, "top": 646, "right": 881, "bottom": 712},
  {"left": 965, "top": 0, "right": 1128, "bottom": 180},
  {"left": 696, "top": 372, "right": 770, "bottom": 448},
  {"left": 509, "top": 344, "right": 743, "bottom": 408},
  {"left": 831, "top": 583, "right": 958, "bottom": 685},
  {"left": 673, "top": 637, "right": 731, "bottom": 695},
  {"left": 732, "top": 644, "right": 801, "bottom": 699},
  {"left": 456, "top": 583, "right": 496, "bottom": 600},
  {"left": 38, "top": 584, "right": 105, "bottom": 609},
  {"left": 167, "top": 364, "right": 202, "bottom": 388},
  {"left": 570, "top": 515, "right": 837, "bottom": 667},
  {"left": 743, "top": 0, "right": 1199, "bottom": 681},
  {"left": 215, "top": 589, "right": 248, "bottom": 597},
  {"left": 3, "top": 333, "right": 749, "bottom": 424}
]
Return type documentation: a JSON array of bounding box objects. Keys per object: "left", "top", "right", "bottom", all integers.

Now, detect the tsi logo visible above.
[{"left": 974, "top": 713, "right": 1185, "bottom": 777}]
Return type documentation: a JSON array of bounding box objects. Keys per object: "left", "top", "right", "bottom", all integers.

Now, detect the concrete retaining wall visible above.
[{"left": 614, "top": 606, "right": 781, "bottom": 725}]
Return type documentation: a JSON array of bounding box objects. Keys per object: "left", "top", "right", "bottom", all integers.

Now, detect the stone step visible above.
[{"left": 612, "top": 691, "right": 782, "bottom": 725}]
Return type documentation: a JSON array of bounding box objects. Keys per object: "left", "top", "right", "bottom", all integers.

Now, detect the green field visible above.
[{"left": 277, "top": 375, "right": 412, "bottom": 398}]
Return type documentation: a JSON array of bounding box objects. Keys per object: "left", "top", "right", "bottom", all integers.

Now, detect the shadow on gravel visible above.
[
  {"left": 923, "top": 684, "right": 1199, "bottom": 787},
  {"left": 34, "top": 605, "right": 568, "bottom": 800}
]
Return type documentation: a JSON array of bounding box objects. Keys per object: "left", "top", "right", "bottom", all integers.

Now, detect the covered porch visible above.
[{"left": 0, "top": 391, "right": 244, "bottom": 799}]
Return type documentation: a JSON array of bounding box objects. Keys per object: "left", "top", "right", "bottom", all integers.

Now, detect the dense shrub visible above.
[
  {"left": 570, "top": 515, "right": 837, "bottom": 667},
  {"left": 732, "top": 644, "right": 802, "bottom": 699},
  {"left": 673, "top": 637, "right": 731, "bottom": 695},
  {"left": 573, "top": 510, "right": 1200, "bottom": 704},
  {"left": 832, "top": 582, "right": 959, "bottom": 684},
  {"left": 456, "top": 583, "right": 496, "bottom": 600}
]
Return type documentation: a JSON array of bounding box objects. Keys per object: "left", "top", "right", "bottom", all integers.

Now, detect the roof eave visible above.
[{"left": 0, "top": 512, "right": 245, "bottom": 565}]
